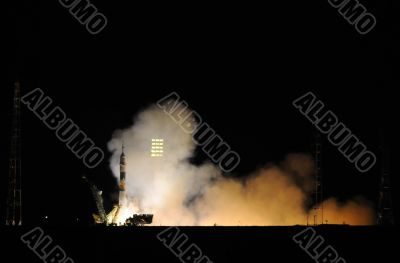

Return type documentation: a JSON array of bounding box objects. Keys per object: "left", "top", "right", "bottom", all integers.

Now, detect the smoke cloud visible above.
[{"left": 107, "top": 105, "right": 374, "bottom": 225}]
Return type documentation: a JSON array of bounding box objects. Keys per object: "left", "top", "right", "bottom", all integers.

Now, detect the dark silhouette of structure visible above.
[
  {"left": 311, "top": 132, "right": 323, "bottom": 226},
  {"left": 6, "top": 81, "right": 22, "bottom": 226},
  {"left": 377, "top": 132, "right": 394, "bottom": 225}
]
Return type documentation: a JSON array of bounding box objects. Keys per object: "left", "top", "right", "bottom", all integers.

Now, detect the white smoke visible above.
[{"left": 107, "top": 105, "right": 374, "bottom": 225}]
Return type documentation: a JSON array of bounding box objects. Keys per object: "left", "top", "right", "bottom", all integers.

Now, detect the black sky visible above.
[{"left": 2, "top": 0, "right": 398, "bottom": 225}]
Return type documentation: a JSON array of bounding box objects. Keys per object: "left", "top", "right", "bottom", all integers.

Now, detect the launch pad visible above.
[{"left": 84, "top": 144, "right": 154, "bottom": 226}]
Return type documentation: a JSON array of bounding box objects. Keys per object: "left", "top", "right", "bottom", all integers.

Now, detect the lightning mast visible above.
[
  {"left": 313, "top": 132, "right": 323, "bottom": 225},
  {"left": 6, "top": 81, "right": 22, "bottom": 226},
  {"left": 377, "top": 131, "right": 394, "bottom": 225}
]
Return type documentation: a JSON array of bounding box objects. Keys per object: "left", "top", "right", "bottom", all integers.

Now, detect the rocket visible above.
[{"left": 119, "top": 144, "right": 126, "bottom": 206}]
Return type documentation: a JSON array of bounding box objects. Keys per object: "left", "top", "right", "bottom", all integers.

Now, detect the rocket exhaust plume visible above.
[{"left": 108, "top": 105, "right": 374, "bottom": 226}]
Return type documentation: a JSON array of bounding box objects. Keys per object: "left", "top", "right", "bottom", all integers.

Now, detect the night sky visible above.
[{"left": 2, "top": 0, "right": 397, "bottom": 226}]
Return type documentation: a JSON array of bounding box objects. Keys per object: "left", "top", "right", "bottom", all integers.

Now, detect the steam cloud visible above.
[{"left": 107, "top": 105, "right": 374, "bottom": 225}]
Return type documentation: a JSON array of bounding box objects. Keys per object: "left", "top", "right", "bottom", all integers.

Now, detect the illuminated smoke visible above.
[{"left": 107, "top": 105, "right": 374, "bottom": 225}]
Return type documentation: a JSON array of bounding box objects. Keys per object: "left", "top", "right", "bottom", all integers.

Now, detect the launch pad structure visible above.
[{"left": 84, "top": 145, "right": 153, "bottom": 226}]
